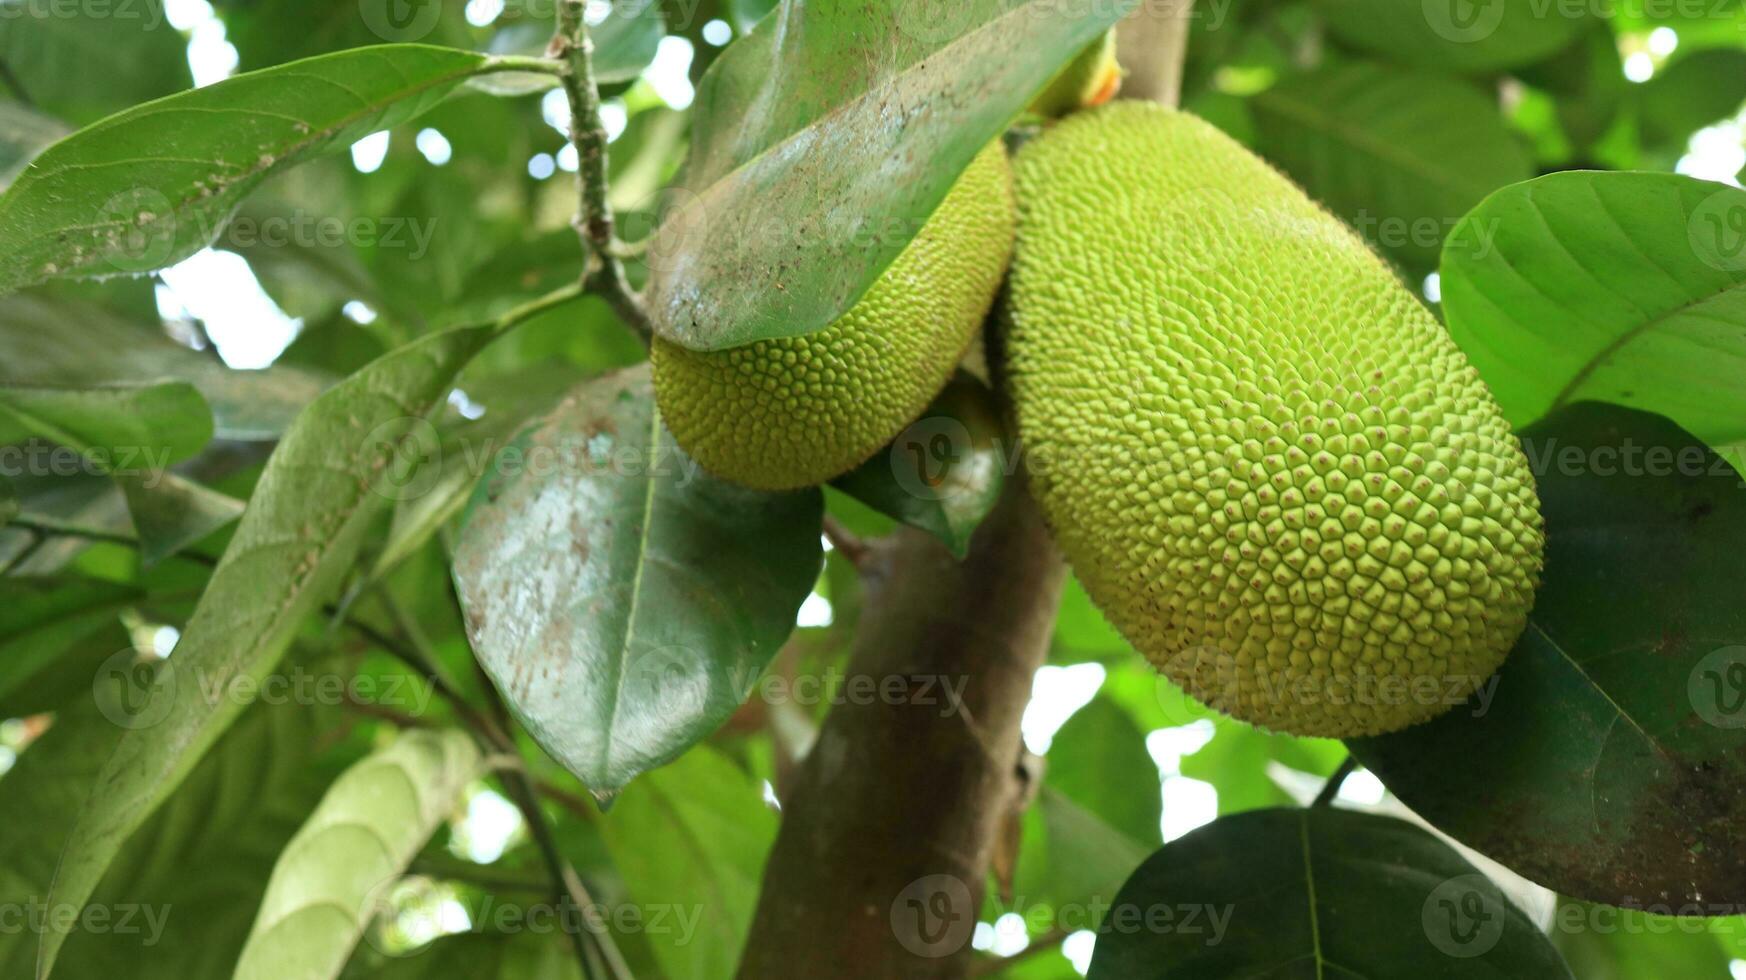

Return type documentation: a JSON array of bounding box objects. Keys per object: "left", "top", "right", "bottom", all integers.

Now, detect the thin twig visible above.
[
  {"left": 1313, "top": 755, "right": 1359, "bottom": 808},
  {"left": 551, "top": 0, "right": 654, "bottom": 345},
  {"left": 821, "top": 515, "right": 870, "bottom": 570}
]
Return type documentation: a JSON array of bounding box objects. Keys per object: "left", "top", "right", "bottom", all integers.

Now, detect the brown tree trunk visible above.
[{"left": 736, "top": 478, "right": 1067, "bottom": 979}]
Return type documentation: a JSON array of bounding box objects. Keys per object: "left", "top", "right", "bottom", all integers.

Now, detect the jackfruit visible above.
[
  {"left": 1002, "top": 103, "right": 1544, "bottom": 737},
  {"left": 652, "top": 143, "right": 1015, "bottom": 491}
]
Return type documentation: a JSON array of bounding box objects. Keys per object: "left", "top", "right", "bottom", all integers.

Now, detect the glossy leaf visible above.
[
  {"left": 0, "top": 45, "right": 529, "bottom": 294},
  {"left": 830, "top": 373, "right": 1007, "bottom": 558},
  {"left": 1350, "top": 403, "right": 1746, "bottom": 908},
  {"left": 1314, "top": 0, "right": 1585, "bottom": 73},
  {"left": 1251, "top": 62, "right": 1532, "bottom": 273},
  {"left": 1441, "top": 172, "right": 1746, "bottom": 454},
  {"left": 453, "top": 365, "right": 822, "bottom": 795},
  {"left": 233, "top": 729, "right": 481, "bottom": 980},
  {"left": 1087, "top": 807, "right": 1573, "bottom": 979},
  {"left": 646, "top": 0, "right": 1136, "bottom": 349},
  {"left": 36, "top": 323, "right": 497, "bottom": 979},
  {"left": 599, "top": 745, "right": 778, "bottom": 980}
]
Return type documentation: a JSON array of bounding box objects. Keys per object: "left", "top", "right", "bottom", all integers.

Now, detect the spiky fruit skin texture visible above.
[
  {"left": 1004, "top": 104, "right": 1544, "bottom": 737},
  {"left": 652, "top": 143, "right": 1015, "bottom": 491}
]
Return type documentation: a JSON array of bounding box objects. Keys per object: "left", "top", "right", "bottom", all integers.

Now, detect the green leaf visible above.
[
  {"left": 0, "top": 381, "right": 213, "bottom": 465},
  {"left": 452, "top": 365, "right": 822, "bottom": 795},
  {"left": 1180, "top": 723, "right": 1345, "bottom": 815},
  {"left": 119, "top": 474, "right": 248, "bottom": 566},
  {"left": 1440, "top": 172, "right": 1746, "bottom": 456},
  {"left": 35, "top": 323, "right": 498, "bottom": 980},
  {"left": 368, "top": 933, "right": 583, "bottom": 980},
  {"left": 484, "top": 0, "right": 664, "bottom": 85},
  {"left": 0, "top": 0, "right": 191, "bottom": 125},
  {"left": 1251, "top": 62, "right": 1532, "bottom": 273},
  {"left": 599, "top": 745, "right": 777, "bottom": 980},
  {"left": 0, "top": 294, "right": 329, "bottom": 441},
  {"left": 646, "top": 0, "right": 1137, "bottom": 349},
  {"left": 0, "top": 691, "right": 351, "bottom": 978},
  {"left": 1046, "top": 697, "right": 1160, "bottom": 846},
  {"left": 233, "top": 729, "right": 479, "bottom": 980},
  {"left": 1314, "top": 0, "right": 1586, "bottom": 73},
  {"left": 0, "top": 44, "right": 534, "bottom": 294},
  {"left": 0, "top": 103, "right": 70, "bottom": 190},
  {"left": 1350, "top": 403, "right": 1746, "bottom": 909},
  {"left": 1015, "top": 788, "right": 1153, "bottom": 916},
  {"left": 1638, "top": 48, "right": 1746, "bottom": 153},
  {"left": 1087, "top": 808, "right": 1573, "bottom": 979},
  {"left": 830, "top": 373, "right": 1006, "bottom": 558},
  {"left": 0, "top": 578, "right": 141, "bottom": 710},
  {"left": 0, "top": 475, "right": 14, "bottom": 524}
]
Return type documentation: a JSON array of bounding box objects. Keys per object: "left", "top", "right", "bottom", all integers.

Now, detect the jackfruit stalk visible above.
[
  {"left": 1003, "top": 104, "right": 1544, "bottom": 737},
  {"left": 653, "top": 143, "right": 1015, "bottom": 491}
]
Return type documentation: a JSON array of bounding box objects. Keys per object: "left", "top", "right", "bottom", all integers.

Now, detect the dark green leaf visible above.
[
  {"left": 0, "top": 692, "right": 352, "bottom": 978},
  {"left": 1087, "top": 807, "right": 1573, "bottom": 979},
  {"left": 1314, "top": 0, "right": 1585, "bottom": 72},
  {"left": 0, "top": 381, "right": 213, "bottom": 465},
  {"left": 599, "top": 745, "right": 777, "bottom": 980},
  {"left": 1046, "top": 697, "right": 1160, "bottom": 846},
  {"left": 1638, "top": 48, "right": 1746, "bottom": 153},
  {"left": 1251, "top": 62, "right": 1532, "bottom": 273},
  {"left": 830, "top": 373, "right": 1006, "bottom": 558},
  {"left": 36, "top": 322, "right": 497, "bottom": 979},
  {"left": 0, "top": 578, "right": 141, "bottom": 711},
  {"left": 233, "top": 729, "right": 481, "bottom": 980},
  {"left": 453, "top": 364, "right": 822, "bottom": 795},
  {"left": 1351, "top": 403, "right": 1746, "bottom": 909},
  {"left": 646, "top": 0, "right": 1136, "bottom": 349},
  {"left": 0, "top": 0, "right": 191, "bottom": 124},
  {"left": 1440, "top": 172, "right": 1746, "bottom": 455},
  {"left": 118, "top": 473, "right": 247, "bottom": 566},
  {"left": 0, "top": 294, "right": 329, "bottom": 441},
  {"left": 0, "top": 45, "right": 531, "bottom": 294}
]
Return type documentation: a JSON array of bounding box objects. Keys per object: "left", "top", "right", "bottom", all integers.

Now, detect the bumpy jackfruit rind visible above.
[
  {"left": 652, "top": 143, "right": 1015, "bottom": 491},
  {"left": 1004, "top": 103, "right": 1544, "bottom": 737}
]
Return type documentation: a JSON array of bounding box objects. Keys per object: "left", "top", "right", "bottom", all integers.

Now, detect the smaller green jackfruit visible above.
[{"left": 653, "top": 143, "right": 1014, "bottom": 491}]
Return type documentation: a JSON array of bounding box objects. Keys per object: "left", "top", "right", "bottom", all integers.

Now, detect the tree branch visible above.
[
  {"left": 737, "top": 476, "right": 1068, "bottom": 979},
  {"left": 551, "top": 0, "right": 654, "bottom": 344},
  {"left": 1117, "top": 0, "right": 1197, "bottom": 107}
]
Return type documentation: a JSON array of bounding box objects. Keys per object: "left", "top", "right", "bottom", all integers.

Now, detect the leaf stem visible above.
[
  {"left": 551, "top": 0, "right": 654, "bottom": 345},
  {"left": 821, "top": 515, "right": 870, "bottom": 570},
  {"left": 1313, "top": 755, "right": 1359, "bottom": 808}
]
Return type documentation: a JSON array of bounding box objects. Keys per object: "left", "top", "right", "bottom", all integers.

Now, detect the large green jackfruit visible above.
[
  {"left": 1004, "top": 103, "right": 1544, "bottom": 737},
  {"left": 652, "top": 143, "right": 1015, "bottom": 490}
]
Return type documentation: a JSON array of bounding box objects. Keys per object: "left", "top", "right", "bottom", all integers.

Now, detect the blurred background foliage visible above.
[{"left": 2, "top": 0, "right": 1745, "bottom": 976}]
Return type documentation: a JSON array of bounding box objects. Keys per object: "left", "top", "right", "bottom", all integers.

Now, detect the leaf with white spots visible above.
[{"left": 0, "top": 44, "right": 539, "bottom": 295}]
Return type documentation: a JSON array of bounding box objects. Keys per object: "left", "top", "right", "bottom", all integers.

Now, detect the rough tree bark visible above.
[
  {"left": 737, "top": 479, "right": 1067, "bottom": 979},
  {"left": 737, "top": 5, "right": 1195, "bottom": 977}
]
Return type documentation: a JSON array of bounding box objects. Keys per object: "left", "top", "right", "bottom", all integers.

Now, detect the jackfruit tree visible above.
[{"left": 0, "top": 2, "right": 1742, "bottom": 979}]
